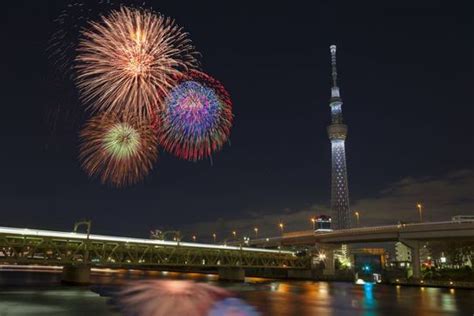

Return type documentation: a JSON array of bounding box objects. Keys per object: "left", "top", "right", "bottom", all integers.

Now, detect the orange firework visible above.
[
  {"left": 76, "top": 7, "right": 198, "bottom": 121},
  {"left": 79, "top": 114, "right": 158, "bottom": 187}
]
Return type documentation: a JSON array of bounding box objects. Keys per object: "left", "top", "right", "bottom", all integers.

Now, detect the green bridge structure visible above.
[{"left": 0, "top": 223, "right": 310, "bottom": 284}]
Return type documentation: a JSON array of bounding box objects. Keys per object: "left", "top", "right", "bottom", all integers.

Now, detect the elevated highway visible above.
[
  {"left": 241, "top": 220, "right": 474, "bottom": 248},
  {"left": 239, "top": 220, "right": 474, "bottom": 279},
  {"left": 281, "top": 220, "right": 474, "bottom": 245}
]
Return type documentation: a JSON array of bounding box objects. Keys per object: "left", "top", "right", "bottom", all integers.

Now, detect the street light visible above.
[
  {"left": 174, "top": 231, "right": 181, "bottom": 242},
  {"left": 354, "top": 211, "right": 360, "bottom": 227},
  {"left": 254, "top": 227, "right": 259, "bottom": 239},
  {"left": 440, "top": 252, "right": 447, "bottom": 264},
  {"left": 232, "top": 231, "right": 237, "bottom": 239},
  {"left": 279, "top": 222, "right": 284, "bottom": 234},
  {"left": 192, "top": 235, "right": 196, "bottom": 242},
  {"left": 311, "top": 217, "right": 316, "bottom": 230},
  {"left": 212, "top": 233, "right": 217, "bottom": 243},
  {"left": 417, "top": 203, "right": 423, "bottom": 222}
]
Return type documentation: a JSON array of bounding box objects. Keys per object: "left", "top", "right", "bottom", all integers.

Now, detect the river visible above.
[{"left": 0, "top": 268, "right": 472, "bottom": 315}]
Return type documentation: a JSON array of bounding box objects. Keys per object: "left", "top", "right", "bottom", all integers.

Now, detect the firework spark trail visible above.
[
  {"left": 76, "top": 6, "right": 199, "bottom": 121},
  {"left": 158, "top": 70, "right": 233, "bottom": 161},
  {"left": 48, "top": 1, "right": 154, "bottom": 78},
  {"left": 79, "top": 113, "right": 158, "bottom": 187},
  {"left": 48, "top": 1, "right": 118, "bottom": 78}
]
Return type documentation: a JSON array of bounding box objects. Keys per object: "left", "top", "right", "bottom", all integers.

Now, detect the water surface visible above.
[{"left": 0, "top": 269, "right": 472, "bottom": 315}]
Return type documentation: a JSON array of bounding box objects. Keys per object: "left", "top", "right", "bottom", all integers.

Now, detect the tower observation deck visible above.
[{"left": 327, "top": 45, "right": 351, "bottom": 230}]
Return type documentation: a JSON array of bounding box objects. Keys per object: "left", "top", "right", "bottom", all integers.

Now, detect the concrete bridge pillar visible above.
[
  {"left": 316, "top": 244, "right": 337, "bottom": 276},
  {"left": 218, "top": 267, "right": 245, "bottom": 281},
  {"left": 61, "top": 265, "right": 91, "bottom": 285},
  {"left": 323, "top": 248, "right": 336, "bottom": 275},
  {"left": 400, "top": 239, "right": 421, "bottom": 279}
]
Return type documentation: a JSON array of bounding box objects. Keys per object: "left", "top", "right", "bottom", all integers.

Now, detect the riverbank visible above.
[{"left": 388, "top": 278, "right": 474, "bottom": 289}]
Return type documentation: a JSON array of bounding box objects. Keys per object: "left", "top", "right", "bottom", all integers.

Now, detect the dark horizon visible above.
[{"left": 1, "top": 1, "right": 473, "bottom": 241}]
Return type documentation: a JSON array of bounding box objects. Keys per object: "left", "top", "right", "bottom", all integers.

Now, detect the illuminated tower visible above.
[{"left": 327, "top": 45, "right": 351, "bottom": 230}]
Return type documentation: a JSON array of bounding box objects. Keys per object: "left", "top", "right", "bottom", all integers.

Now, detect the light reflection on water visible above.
[{"left": 0, "top": 270, "right": 473, "bottom": 316}]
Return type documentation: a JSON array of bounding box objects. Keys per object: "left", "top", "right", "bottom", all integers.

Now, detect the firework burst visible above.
[
  {"left": 79, "top": 114, "right": 158, "bottom": 187},
  {"left": 158, "top": 70, "right": 233, "bottom": 161},
  {"left": 76, "top": 6, "right": 198, "bottom": 121}
]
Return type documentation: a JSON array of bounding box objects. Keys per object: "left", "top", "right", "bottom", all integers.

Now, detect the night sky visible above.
[{"left": 1, "top": 1, "right": 472, "bottom": 241}]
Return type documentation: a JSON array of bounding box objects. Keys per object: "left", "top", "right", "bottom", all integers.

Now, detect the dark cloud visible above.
[
  {"left": 353, "top": 169, "right": 474, "bottom": 225},
  {"left": 184, "top": 170, "right": 474, "bottom": 241}
]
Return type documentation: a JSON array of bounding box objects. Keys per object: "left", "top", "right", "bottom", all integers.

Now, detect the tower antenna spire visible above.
[{"left": 330, "top": 45, "right": 338, "bottom": 88}]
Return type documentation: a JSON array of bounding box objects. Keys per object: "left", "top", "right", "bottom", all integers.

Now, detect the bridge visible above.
[
  {"left": 282, "top": 220, "right": 474, "bottom": 245},
  {"left": 0, "top": 226, "right": 309, "bottom": 283},
  {"left": 2, "top": 220, "right": 472, "bottom": 282},
  {"left": 242, "top": 220, "right": 474, "bottom": 278}
]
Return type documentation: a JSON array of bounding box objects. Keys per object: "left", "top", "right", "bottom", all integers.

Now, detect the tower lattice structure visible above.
[{"left": 327, "top": 45, "right": 351, "bottom": 230}]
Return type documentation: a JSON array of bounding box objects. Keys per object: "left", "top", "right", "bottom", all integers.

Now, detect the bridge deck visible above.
[
  {"left": 0, "top": 226, "right": 309, "bottom": 269},
  {"left": 281, "top": 220, "right": 474, "bottom": 245}
]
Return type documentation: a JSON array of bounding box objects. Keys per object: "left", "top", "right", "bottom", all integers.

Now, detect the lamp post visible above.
[
  {"left": 192, "top": 235, "right": 196, "bottom": 242},
  {"left": 232, "top": 231, "right": 237, "bottom": 239},
  {"left": 212, "top": 233, "right": 217, "bottom": 244},
  {"left": 279, "top": 222, "right": 284, "bottom": 234},
  {"left": 354, "top": 211, "right": 360, "bottom": 227},
  {"left": 254, "top": 227, "right": 259, "bottom": 239},
  {"left": 417, "top": 203, "right": 423, "bottom": 222},
  {"left": 311, "top": 217, "right": 316, "bottom": 230},
  {"left": 175, "top": 231, "right": 181, "bottom": 242}
]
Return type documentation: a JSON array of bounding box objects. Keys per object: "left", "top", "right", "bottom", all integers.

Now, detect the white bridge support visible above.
[{"left": 400, "top": 239, "right": 421, "bottom": 279}]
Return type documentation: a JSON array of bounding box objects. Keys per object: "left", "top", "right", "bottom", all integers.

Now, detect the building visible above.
[
  {"left": 395, "top": 242, "right": 412, "bottom": 268},
  {"left": 315, "top": 215, "right": 332, "bottom": 231},
  {"left": 390, "top": 242, "right": 432, "bottom": 269},
  {"left": 327, "top": 45, "right": 351, "bottom": 229},
  {"left": 334, "top": 244, "right": 350, "bottom": 268},
  {"left": 420, "top": 243, "right": 432, "bottom": 267}
]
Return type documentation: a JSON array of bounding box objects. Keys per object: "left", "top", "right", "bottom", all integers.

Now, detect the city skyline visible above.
[{"left": 1, "top": 1, "right": 472, "bottom": 240}]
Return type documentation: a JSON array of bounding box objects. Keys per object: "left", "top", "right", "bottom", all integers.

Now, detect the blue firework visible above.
[
  {"left": 166, "top": 81, "right": 221, "bottom": 138},
  {"left": 158, "top": 70, "right": 233, "bottom": 161}
]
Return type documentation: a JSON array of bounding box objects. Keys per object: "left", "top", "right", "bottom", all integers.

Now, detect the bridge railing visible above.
[
  {"left": 0, "top": 226, "right": 311, "bottom": 270},
  {"left": 279, "top": 219, "right": 474, "bottom": 243},
  {"left": 0, "top": 227, "right": 294, "bottom": 255},
  {"left": 315, "top": 219, "right": 474, "bottom": 236}
]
